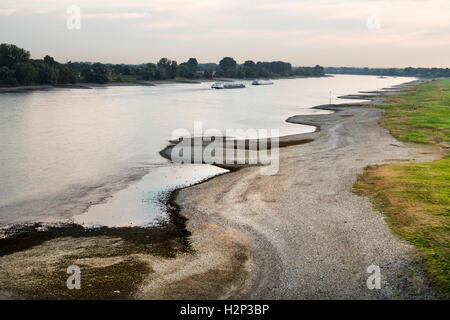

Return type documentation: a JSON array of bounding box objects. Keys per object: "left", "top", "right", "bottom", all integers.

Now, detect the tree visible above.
[
  {"left": 81, "top": 67, "right": 94, "bottom": 82},
  {"left": 80, "top": 63, "right": 108, "bottom": 83},
  {"left": 313, "top": 65, "right": 324, "bottom": 76},
  {"left": 179, "top": 58, "right": 198, "bottom": 78},
  {"left": 157, "top": 58, "right": 170, "bottom": 69},
  {"left": 91, "top": 63, "right": 109, "bottom": 83},
  {"left": 0, "top": 66, "right": 18, "bottom": 86},
  {"left": 43, "top": 55, "right": 56, "bottom": 66},
  {"left": 236, "top": 67, "right": 245, "bottom": 79},
  {"left": 155, "top": 67, "right": 167, "bottom": 80},
  {"left": 258, "top": 67, "right": 271, "bottom": 78},
  {"left": 66, "top": 61, "right": 85, "bottom": 81},
  {"left": 256, "top": 62, "right": 274, "bottom": 78},
  {"left": 187, "top": 58, "right": 198, "bottom": 69},
  {"left": 140, "top": 63, "right": 157, "bottom": 80},
  {"left": 111, "top": 64, "right": 131, "bottom": 76},
  {"left": 219, "top": 57, "right": 237, "bottom": 77},
  {"left": 243, "top": 60, "right": 257, "bottom": 78},
  {"left": 15, "top": 62, "right": 38, "bottom": 85},
  {"left": 36, "top": 61, "right": 57, "bottom": 84},
  {"left": 0, "top": 43, "right": 30, "bottom": 68},
  {"left": 269, "top": 61, "right": 292, "bottom": 76},
  {"left": 178, "top": 64, "right": 189, "bottom": 78},
  {"left": 56, "top": 64, "right": 76, "bottom": 84},
  {"left": 203, "top": 68, "right": 213, "bottom": 79},
  {"left": 169, "top": 60, "right": 178, "bottom": 79},
  {"left": 186, "top": 58, "right": 198, "bottom": 77},
  {"left": 157, "top": 58, "right": 175, "bottom": 79}
]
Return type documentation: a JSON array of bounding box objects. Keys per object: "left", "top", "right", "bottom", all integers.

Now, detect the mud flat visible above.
[{"left": 0, "top": 79, "right": 440, "bottom": 299}]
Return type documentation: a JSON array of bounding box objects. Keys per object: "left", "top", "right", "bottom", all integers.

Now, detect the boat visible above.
[
  {"left": 252, "top": 79, "right": 274, "bottom": 85},
  {"left": 211, "top": 82, "right": 245, "bottom": 89},
  {"left": 211, "top": 82, "right": 224, "bottom": 89}
]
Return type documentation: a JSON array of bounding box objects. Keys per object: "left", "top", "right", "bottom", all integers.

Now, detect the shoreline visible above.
[
  {"left": 0, "top": 81, "right": 191, "bottom": 93},
  {"left": 0, "top": 75, "right": 330, "bottom": 93},
  {"left": 163, "top": 78, "right": 442, "bottom": 299},
  {"left": 0, "top": 77, "right": 438, "bottom": 299}
]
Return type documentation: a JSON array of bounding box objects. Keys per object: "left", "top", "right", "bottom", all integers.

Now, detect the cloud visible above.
[
  {"left": 133, "top": 22, "right": 185, "bottom": 30},
  {"left": 0, "top": 0, "right": 448, "bottom": 67},
  {"left": 82, "top": 12, "right": 147, "bottom": 20},
  {"left": 0, "top": 9, "right": 16, "bottom": 16}
]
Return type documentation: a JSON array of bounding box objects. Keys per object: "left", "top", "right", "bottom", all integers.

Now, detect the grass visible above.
[
  {"left": 377, "top": 79, "right": 450, "bottom": 144},
  {"left": 353, "top": 78, "right": 450, "bottom": 298}
]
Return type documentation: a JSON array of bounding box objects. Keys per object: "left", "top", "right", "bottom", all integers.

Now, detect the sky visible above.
[{"left": 0, "top": 0, "right": 449, "bottom": 67}]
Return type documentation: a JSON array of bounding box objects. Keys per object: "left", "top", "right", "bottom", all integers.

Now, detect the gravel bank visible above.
[{"left": 170, "top": 80, "right": 441, "bottom": 299}]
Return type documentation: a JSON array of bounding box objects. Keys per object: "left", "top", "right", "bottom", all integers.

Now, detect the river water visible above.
[{"left": 0, "top": 75, "right": 414, "bottom": 228}]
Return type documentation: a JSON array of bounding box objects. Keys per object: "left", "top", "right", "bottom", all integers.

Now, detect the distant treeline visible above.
[
  {"left": 0, "top": 44, "right": 76, "bottom": 86},
  {"left": 0, "top": 43, "right": 326, "bottom": 87},
  {"left": 325, "top": 67, "right": 450, "bottom": 78},
  {"left": 66, "top": 58, "right": 324, "bottom": 83}
]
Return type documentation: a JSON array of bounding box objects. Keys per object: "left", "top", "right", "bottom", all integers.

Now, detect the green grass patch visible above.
[
  {"left": 354, "top": 79, "right": 450, "bottom": 298},
  {"left": 379, "top": 79, "right": 450, "bottom": 144}
]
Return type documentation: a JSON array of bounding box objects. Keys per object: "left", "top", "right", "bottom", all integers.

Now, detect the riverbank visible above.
[
  {"left": 157, "top": 79, "right": 445, "bottom": 299},
  {"left": 353, "top": 79, "right": 449, "bottom": 298},
  {"left": 0, "top": 75, "right": 332, "bottom": 93},
  {"left": 0, "top": 78, "right": 439, "bottom": 299},
  {"left": 0, "top": 80, "right": 194, "bottom": 93},
  {"left": 167, "top": 81, "right": 443, "bottom": 299}
]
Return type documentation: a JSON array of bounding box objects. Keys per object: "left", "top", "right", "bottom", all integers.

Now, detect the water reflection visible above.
[{"left": 0, "top": 75, "right": 415, "bottom": 226}]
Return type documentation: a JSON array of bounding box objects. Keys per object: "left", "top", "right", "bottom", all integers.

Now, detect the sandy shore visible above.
[{"left": 0, "top": 79, "right": 442, "bottom": 299}]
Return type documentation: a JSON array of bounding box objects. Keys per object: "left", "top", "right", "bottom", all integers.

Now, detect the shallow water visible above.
[{"left": 0, "top": 75, "right": 414, "bottom": 227}]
